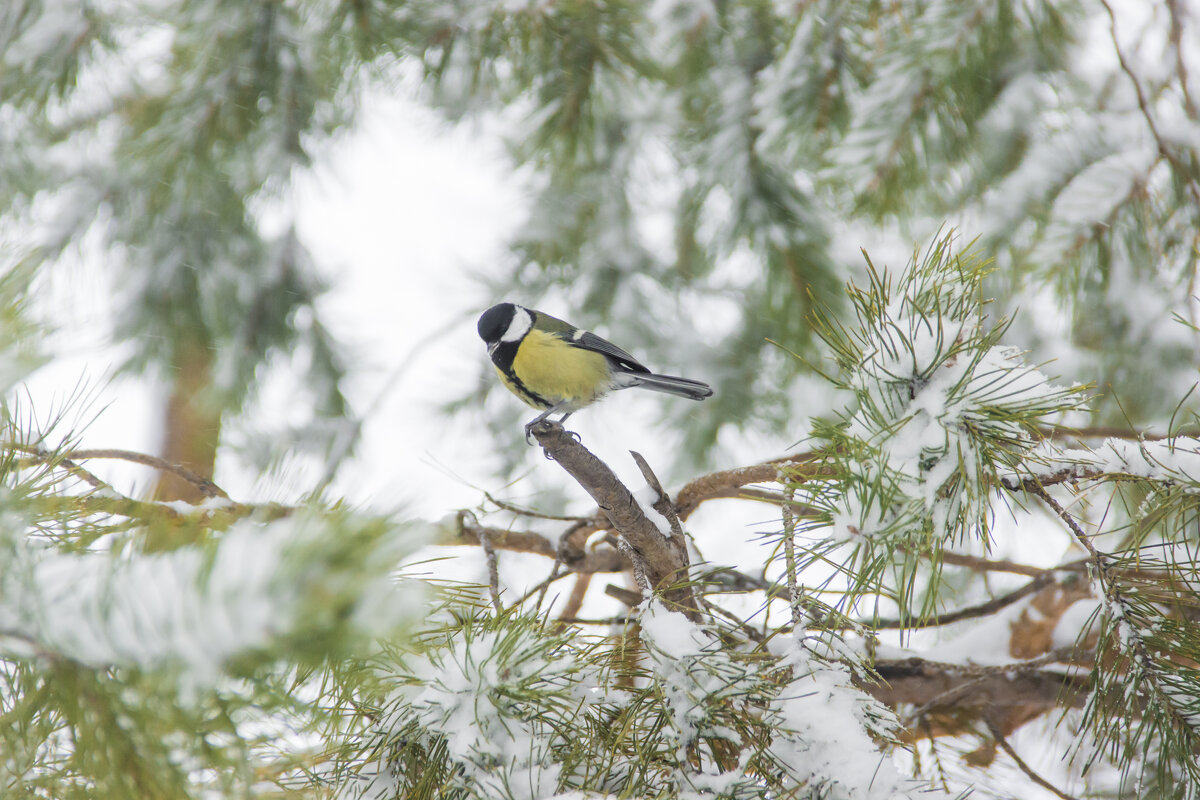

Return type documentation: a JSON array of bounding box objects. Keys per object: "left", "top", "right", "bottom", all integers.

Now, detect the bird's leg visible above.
[
  {"left": 525, "top": 401, "right": 570, "bottom": 444},
  {"left": 557, "top": 412, "right": 581, "bottom": 442}
]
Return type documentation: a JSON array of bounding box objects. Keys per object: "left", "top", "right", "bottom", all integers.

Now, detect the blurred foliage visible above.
[
  {"left": 396, "top": 0, "right": 1200, "bottom": 455},
  {"left": 4, "top": 0, "right": 1199, "bottom": 472}
]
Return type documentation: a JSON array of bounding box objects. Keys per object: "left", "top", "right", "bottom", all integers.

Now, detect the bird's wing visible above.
[{"left": 567, "top": 330, "right": 650, "bottom": 374}]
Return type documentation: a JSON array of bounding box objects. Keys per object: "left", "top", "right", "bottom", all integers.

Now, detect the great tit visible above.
[{"left": 477, "top": 302, "right": 713, "bottom": 437}]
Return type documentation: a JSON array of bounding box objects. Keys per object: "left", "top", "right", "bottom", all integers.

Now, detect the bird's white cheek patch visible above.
[{"left": 501, "top": 307, "right": 533, "bottom": 342}]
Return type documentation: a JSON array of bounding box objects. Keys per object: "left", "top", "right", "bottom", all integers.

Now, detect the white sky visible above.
[{"left": 24, "top": 93, "right": 517, "bottom": 513}]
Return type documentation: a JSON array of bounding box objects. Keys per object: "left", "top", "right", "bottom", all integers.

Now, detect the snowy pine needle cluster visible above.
[
  {"left": 340, "top": 600, "right": 936, "bottom": 800},
  {"left": 807, "top": 239, "right": 1085, "bottom": 550}
]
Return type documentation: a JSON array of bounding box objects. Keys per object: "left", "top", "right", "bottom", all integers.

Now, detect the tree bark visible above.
[
  {"left": 530, "top": 420, "right": 701, "bottom": 620},
  {"left": 153, "top": 340, "right": 221, "bottom": 504}
]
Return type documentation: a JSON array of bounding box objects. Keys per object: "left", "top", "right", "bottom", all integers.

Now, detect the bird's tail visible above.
[{"left": 622, "top": 372, "right": 713, "bottom": 401}]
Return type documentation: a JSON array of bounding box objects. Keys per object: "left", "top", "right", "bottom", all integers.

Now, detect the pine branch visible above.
[
  {"left": 450, "top": 513, "right": 627, "bottom": 573},
  {"left": 1031, "top": 482, "right": 1200, "bottom": 791},
  {"left": 873, "top": 648, "right": 1093, "bottom": 740},
  {"left": 986, "top": 718, "right": 1082, "bottom": 800},
  {"left": 529, "top": 420, "right": 700, "bottom": 619},
  {"left": 1098, "top": 0, "right": 1200, "bottom": 211},
  {"left": 869, "top": 571, "right": 1058, "bottom": 631}
]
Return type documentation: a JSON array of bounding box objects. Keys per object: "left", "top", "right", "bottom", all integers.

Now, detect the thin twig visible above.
[
  {"left": 513, "top": 567, "right": 570, "bottom": 609},
  {"left": 558, "top": 616, "right": 631, "bottom": 626},
  {"left": 1099, "top": 0, "right": 1200, "bottom": 209},
  {"left": 1027, "top": 486, "right": 1102, "bottom": 562},
  {"left": 557, "top": 573, "right": 593, "bottom": 624},
  {"left": 462, "top": 510, "right": 502, "bottom": 613},
  {"left": 61, "top": 448, "right": 228, "bottom": 499},
  {"left": 479, "top": 531, "right": 503, "bottom": 613},
  {"left": 1166, "top": 0, "right": 1198, "bottom": 119},
  {"left": 870, "top": 571, "right": 1057, "bottom": 631},
  {"left": 533, "top": 560, "right": 563, "bottom": 612},
  {"left": 14, "top": 454, "right": 112, "bottom": 493},
  {"left": 901, "top": 672, "right": 991, "bottom": 730},
  {"left": 702, "top": 598, "right": 765, "bottom": 643},
  {"left": 877, "top": 646, "right": 1089, "bottom": 678},
  {"left": 484, "top": 491, "right": 590, "bottom": 522},
  {"left": 605, "top": 583, "right": 644, "bottom": 607},
  {"left": 986, "top": 719, "right": 1082, "bottom": 800},
  {"left": 313, "top": 312, "right": 466, "bottom": 495},
  {"left": 936, "top": 549, "right": 1053, "bottom": 577},
  {"left": 781, "top": 485, "right": 805, "bottom": 627}
]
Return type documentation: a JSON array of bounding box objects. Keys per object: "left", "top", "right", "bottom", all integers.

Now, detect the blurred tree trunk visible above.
[{"left": 153, "top": 340, "right": 220, "bottom": 503}]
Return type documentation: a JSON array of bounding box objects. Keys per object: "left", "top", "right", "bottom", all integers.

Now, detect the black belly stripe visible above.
[{"left": 492, "top": 340, "right": 552, "bottom": 409}]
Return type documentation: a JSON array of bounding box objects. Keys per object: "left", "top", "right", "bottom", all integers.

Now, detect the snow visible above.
[
  {"left": 1054, "top": 598, "right": 1102, "bottom": 650},
  {"left": 2, "top": 0, "right": 89, "bottom": 67},
  {"left": 638, "top": 601, "right": 946, "bottom": 799},
  {"left": 158, "top": 495, "right": 236, "bottom": 515},
  {"left": 363, "top": 622, "right": 584, "bottom": 800},
  {"left": 0, "top": 512, "right": 421, "bottom": 685},
  {"left": 1006, "top": 437, "right": 1200, "bottom": 490},
  {"left": 827, "top": 261, "right": 1081, "bottom": 544},
  {"left": 639, "top": 598, "right": 713, "bottom": 657},
  {"left": 632, "top": 484, "right": 673, "bottom": 538}
]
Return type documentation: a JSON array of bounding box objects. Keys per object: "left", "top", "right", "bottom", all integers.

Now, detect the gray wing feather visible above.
[{"left": 568, "top": 330, "right": 650, "bottom": 374}]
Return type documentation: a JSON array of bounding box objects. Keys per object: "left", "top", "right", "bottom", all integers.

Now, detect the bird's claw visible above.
[{"left": 524, "top": 417, "right": 579, "bottom": 449}]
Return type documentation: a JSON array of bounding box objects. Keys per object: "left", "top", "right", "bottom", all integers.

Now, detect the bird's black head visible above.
[{"left": 477, "top": 303, "right": 518, "bottom": 344}]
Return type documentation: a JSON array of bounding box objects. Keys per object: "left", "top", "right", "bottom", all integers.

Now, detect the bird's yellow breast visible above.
[{"left": 508, "top": 329, "right": 611, "bottom": 409}]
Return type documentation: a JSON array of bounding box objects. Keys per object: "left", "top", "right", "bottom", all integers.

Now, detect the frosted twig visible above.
[
  {"left": 986, "top": 719, "right": 1081, "bottom": 800},
  {"left": 484, "top": 491, "right": 590, "bottom": 522},
  {"left": 12, "top": 445, "right": 229, "bottom": 499},
  {"left": 781, "top": 485, "right": 805, "bottom": 627},
  {"left": 1029, "top": 483, "right": 1200, "bottom": 740},
  {"left": 870, "top": 571, "right": 1057, "bottom": 631},
  {"left": 1041, "top": 424, "right": 1200, "bottom": 441},
  {"left": 1166, "top": 0, "right": 1198, "bottom": 119},
  {"left": 630, "top": 451, "right": 686, "bottom": 542},
  {"left": 615, "top": 536, "right": 651, "bottom": 598},
  {"left": 1099, "top": 0, "right": 1200, "bottom": 211},
  {"left": 475, "top": 520, "right": 503, "bottom": 614}
]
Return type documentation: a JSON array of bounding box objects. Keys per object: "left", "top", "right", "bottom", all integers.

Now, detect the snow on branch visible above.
[
  {"left": 806, "top": 236, "right": 1087, "bottom": 546},
  {"left": 0, "top": 510, "right": 423, "bottom": 683}
]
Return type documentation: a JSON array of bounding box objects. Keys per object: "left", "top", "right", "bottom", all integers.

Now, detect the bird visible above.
[{"left": 477, "top": 302, "right": 713, "bottom": 439}]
